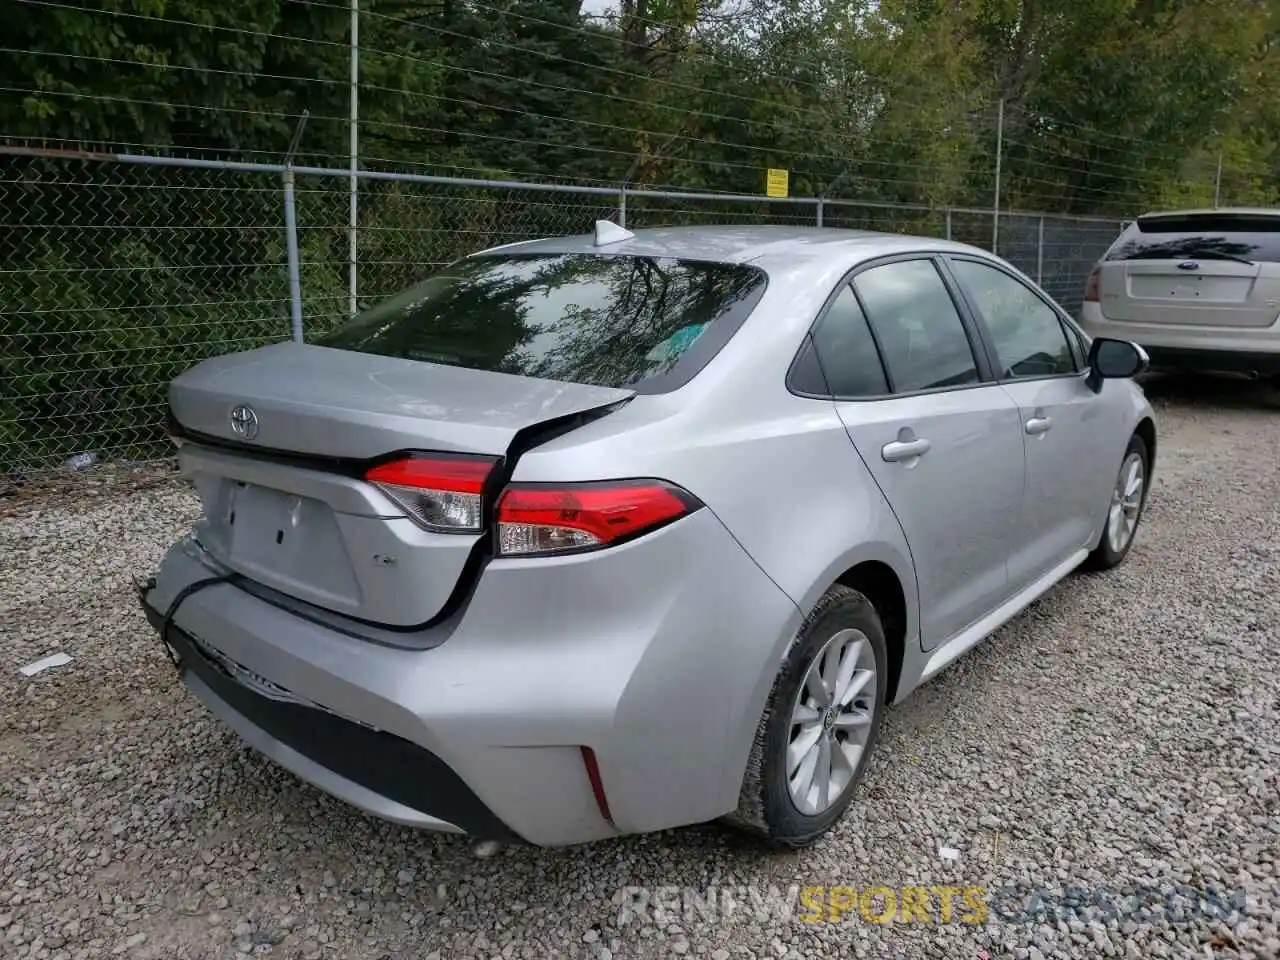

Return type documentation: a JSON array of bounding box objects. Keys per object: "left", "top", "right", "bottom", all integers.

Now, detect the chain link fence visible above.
[{"left": 0, "top": 151, "right": 1127, "bottom": 477}]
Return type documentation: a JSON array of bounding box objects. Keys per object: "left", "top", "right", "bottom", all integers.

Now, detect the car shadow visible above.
[{"left": 1137, "top": 371, "right": 1279, "bottom": 413}]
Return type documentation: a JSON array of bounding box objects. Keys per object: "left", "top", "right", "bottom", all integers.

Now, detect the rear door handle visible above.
[
  {"left": 881, "top": 438, "right": 931, "bottom": 462},
  {"left": 1025, "top": 416, "right": 1053, "bottom": 435}
]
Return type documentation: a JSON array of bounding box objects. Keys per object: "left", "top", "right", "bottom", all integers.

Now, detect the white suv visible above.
[{"left": 1079, "top": 208, "right": 1280, "bottom": 379}]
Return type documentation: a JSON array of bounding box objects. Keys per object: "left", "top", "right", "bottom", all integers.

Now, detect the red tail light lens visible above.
[
  {"left": 365, "top": 454, "right": 498, "bottom": 533},
  {"left": 496, "top": 480, "right": 701, "bottom": 556},
  {"left": 1084, "top": 266, "right": 1101, "bottom": 303}
]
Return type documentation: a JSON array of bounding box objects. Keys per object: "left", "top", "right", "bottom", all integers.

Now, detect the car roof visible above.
[
  {"left": 475, "top": 224, "right": 994, "bottom": 274},
  {"left": 1136, "top": 207, "right": 1280, "bottom": 221}
]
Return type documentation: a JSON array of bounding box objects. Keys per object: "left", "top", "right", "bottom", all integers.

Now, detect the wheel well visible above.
[
  {"left": 836, "top": 561, "right": 907, "bottom": 704},
  {"left": 1135, "top": 417, "right": 1156, "bottom": 473}
]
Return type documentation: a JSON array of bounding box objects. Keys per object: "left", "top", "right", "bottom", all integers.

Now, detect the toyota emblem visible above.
[{"left": 229, "top": 404, "right": 259, "bottom": 440}]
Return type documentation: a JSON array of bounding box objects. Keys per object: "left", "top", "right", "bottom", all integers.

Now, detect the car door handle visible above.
[
  {"left": 881, "top": 438, "right": 931, "bottom": 462},
  {"left": 1025, "top": 416, "right": 1053, "bottom": 435}
]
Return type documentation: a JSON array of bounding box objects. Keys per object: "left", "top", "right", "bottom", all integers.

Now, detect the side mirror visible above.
[{"left": 1086, "top": 337, "right": 1149, "bottom": 392}]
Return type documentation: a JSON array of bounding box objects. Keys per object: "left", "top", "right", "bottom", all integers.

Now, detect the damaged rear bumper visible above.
[
  {"left": 139, "top": 509, "right": 801, "bottom": 846},
  {"left": 139, "top": 591, "right": 516, "bottom": 841}
]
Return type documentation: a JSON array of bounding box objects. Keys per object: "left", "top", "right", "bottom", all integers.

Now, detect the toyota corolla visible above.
[{"left": 141, "top": 223, "right": 1156, "bottom": 848}]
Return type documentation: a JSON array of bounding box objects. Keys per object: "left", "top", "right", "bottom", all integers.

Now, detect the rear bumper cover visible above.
[
  {"left": 141, "top": 509, "right": 801, "bottom": 846},
  {"left": 1079, "top": 303, "right": 1280, "bottom": 373},
  {"left": 143, "top": 600, "right": 516, "bottom": 840}
]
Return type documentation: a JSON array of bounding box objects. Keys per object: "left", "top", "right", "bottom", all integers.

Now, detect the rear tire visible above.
[
  {"left": 725, "top": 585, "right": 887, "bottom": 848},
  {"left": 1084, "top": 433, "right": 1150, "bottom": 571}
]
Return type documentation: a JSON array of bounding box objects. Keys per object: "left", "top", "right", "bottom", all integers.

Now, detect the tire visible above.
[
  {"left": 725, "top": 584, "right": 888, "bottom": 848},
  {"left": 1084, "top": 432, "right": 1150, "bottom": 571}
]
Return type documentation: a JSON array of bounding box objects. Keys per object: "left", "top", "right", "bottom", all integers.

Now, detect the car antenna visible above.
[{"left": 594, "top": 220, "right": 635, "bottom": 247}]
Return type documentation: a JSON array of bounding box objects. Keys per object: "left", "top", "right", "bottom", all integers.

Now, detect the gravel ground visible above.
[{"left": 2, "top": 373, "right": 1278, "bottom": 960}]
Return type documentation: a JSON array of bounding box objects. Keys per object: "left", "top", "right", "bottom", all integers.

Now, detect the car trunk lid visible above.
[
  {"left": 169, "top": 341, "right": 633, "bottom": 459},
  {"left": 169, "top": 342, "right": 633, "bottom": 627},
  {"left": 1097, "top": 259, "right": 1280, "bottom": 328}
]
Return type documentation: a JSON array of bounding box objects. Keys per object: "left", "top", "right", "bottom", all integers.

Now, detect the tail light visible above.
[
  {"left": 365, "top": 454, "right": 498, "bottom": 533},
  {"left": 1084, "top": 266, "right": 1101, "bottom": 303},
  {"left": 495, "top": 480, "right": 701, "bottom": 557}
]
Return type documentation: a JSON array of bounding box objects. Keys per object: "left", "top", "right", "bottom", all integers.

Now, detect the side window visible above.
[
  {"left": 949, "top": 259, "right": 1077, "bottom": 379},
  {"left": 788, "top": 335, "right": 831, "bottom": 395},
  {"left": 810, "top": 285, "right": 889, "bottom": 397},
  {"left": 852, "top": 259, "right": 980, "bottom": 393}
]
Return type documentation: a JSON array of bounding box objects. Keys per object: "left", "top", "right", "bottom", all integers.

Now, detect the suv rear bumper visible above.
[
  {"left": 1079, "top": 303, "right": 1280, "bottom": 374},
  {"left": 141, "top": 510, "right": 802, "bottom": 846}
]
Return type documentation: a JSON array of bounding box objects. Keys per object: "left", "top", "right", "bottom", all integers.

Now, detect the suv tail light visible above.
[
  {"left": 496, "top": 480, "right": 701, "bottom": 557},
  {"left": 365, "top": 454, "right": 498, "bottom": 533},
  {"left": 1084, "top": 266, "right": 1101, "bottom": 303}
]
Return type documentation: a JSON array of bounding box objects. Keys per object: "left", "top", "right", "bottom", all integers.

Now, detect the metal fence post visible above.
[
  {"left": 618, "top": 187, "right": 627, "bottom": 229},
  {"left": 816, "top": 197, "right": 825, "bottom": 228},
  {"left": 1037, "top": 216, "right": 1045, "bottom": 285},
  {"left": 282, "top": 110, "right": 309, "bottom": 343},
  {"left": 992, "top": 98, "right": 1004, "bottom": 253},
  {"left": 945, "top": 207, "right": 952, "bottom": 241},
  {"left": 283, "top": 169, "right": 304, "bottom": 342},
  {"left": 348, "top": 0, "right": 359, "bottom": 319}
]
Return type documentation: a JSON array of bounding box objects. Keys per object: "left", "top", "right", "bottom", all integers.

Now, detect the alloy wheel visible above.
[
  {"left": 786, "top": 628, "right": 879, "bottom": 816},
  {"left": 1107, "top": 451, "right": 1145, "bottom": 554}
]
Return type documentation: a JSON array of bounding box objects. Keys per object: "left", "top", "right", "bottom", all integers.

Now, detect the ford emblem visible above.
[{"left": 1176, "top": 261, "right": 1200, "bottom": 271}]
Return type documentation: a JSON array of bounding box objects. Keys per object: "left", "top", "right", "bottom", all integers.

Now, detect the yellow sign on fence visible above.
[{"left": 765, "top": 168, "right": 789, "bottom": 198}]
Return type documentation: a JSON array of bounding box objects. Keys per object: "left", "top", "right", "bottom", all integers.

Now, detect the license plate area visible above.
[
  {"left": 224, "top": 482, "right": 360, "bottom": 605},
  {"left": 230, "top": 482, "right": 310, "bottom": 558},
  {"left": 1129, "top": 274, "right": 1249, "bottom": 302},
  {"left": 1131, "top": 275, "right": 1203, "bottom": 298}
]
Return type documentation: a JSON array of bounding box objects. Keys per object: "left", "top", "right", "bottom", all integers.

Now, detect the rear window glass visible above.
[
  {"left": 316, "top": 253, "right": 766, "bottom": 390},
  {"left": 1106, "top": 213, "right": 1280, "bottom": 263}
]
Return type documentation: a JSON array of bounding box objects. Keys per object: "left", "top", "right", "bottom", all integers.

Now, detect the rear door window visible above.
[
  {"left": 852, "top": 259, "right": 981, "bottom": 393},
  {"left": 1106, "top": 212, "right": 1280, "bottom": 263},
  {"left": 318, "top": 253, "right": 767, "bottom": 391}
]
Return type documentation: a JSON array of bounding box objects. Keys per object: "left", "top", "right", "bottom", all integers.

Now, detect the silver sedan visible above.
[{"left": 142, "top": 224, "right": 1157, "bottom": 848}]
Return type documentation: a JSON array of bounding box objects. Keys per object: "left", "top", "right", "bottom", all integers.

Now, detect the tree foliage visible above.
[{"left": 4, "top": 0, "right": 1275, "bottom": 206}]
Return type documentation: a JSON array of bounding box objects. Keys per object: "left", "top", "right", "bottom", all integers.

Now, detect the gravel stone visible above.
[{"left": 2, "top": 375, "right": 1278, "bottom": 960}]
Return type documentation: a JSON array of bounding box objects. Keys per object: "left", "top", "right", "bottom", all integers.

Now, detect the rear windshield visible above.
[
  {"left": 1106, "top": 212, "right": 1280, "bottom": 263},
  {"left": 317, "top": 253, "right": 767, "bottom": 390}
]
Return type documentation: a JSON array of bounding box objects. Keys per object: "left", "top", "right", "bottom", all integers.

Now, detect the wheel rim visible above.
[
  {"left": 1107, "top": 451, "right": 1145, "bottom": 554},
  {"left": 786, "top": 628, "right": 878, "bottom": 816}
]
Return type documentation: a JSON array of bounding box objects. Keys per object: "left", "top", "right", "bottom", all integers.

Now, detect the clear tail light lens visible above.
[
  {"left": 365, "top": 454, "right": 498, "bottom": 533},
  {"left": 496, "top": 480, "right": 701, "bottom": 557},
  {"left": 1084, "top": 266, "right": 1101, "bottom": 303}
]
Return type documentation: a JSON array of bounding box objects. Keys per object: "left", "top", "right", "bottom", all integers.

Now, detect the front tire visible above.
[
  {"left": 726, "top": 585, "right": 887, "bottom": 847},
  {"left": 1084, "top": 433, "right": 1150, "bottom": 571}
]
